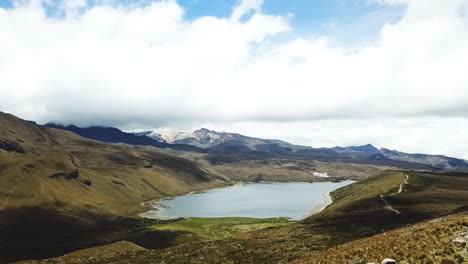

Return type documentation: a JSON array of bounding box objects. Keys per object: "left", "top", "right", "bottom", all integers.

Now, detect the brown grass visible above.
[
  {"left": 0, "top": 112, "right": 229, "bottom": 217},
  {"left": 298, "top": 213, "right": 468, "bottom": 264}
]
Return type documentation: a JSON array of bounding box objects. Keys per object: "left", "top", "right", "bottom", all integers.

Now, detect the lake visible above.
[{"left": 141, "top": 181, "right": 354, "bottom": 220}]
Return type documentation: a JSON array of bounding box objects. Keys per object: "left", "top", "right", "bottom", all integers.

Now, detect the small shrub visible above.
[{"left": 83, "top": 179, "right": 92, "bottom": 186}]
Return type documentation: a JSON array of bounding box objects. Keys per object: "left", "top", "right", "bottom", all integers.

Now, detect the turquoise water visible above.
[{"left": 141, "top": 181, "right": 354, "bottom": 220}]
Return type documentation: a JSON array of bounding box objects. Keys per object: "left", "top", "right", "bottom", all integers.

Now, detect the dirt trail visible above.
[
  {"left": 395, "top": 174, "right": 409, "bottom": 195},
  {"left": 380, "top": 173, "right": 409, "bottom": 215}
]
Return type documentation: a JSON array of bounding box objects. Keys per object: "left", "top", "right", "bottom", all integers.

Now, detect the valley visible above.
[
  {"left": 18, "top": 170, "right": 468, "bottom": 264},
  {"left": 1, "top": 111, "right": 467, "bottom": 264}
]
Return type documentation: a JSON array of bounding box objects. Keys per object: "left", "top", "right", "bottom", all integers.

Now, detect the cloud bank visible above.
[{"left": 1, "top": 0, "right": 468, "bottom": 158}]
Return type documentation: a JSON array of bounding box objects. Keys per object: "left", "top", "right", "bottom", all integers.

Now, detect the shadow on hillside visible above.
[{"left": 0, "top": 207, "right": 182, "bottom": 264}]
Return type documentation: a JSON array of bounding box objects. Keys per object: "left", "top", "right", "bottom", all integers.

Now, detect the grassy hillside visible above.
[
  {"left": 0, "top": 112, "right": 229, "bottom": 215},
  {"left": 304, "top": 170, "right": 468, "bottom": 239},
  {"left": 155, "top": 147, "right": 394, "bottom": 182},
  {"left": 0, "top": 112, "right": 230, "bottom": 263},
  {"left": 298, "top": 213, "right": 468, "bottom": 264},
  {"left": 1, "top": 117, "right": 229, "bottom": 211},
  {"left": 151, "top": 217, "right": 291, "bottom": 240},
  {"left": 204, "top": 159, "right": 392, "bottom": 182}
]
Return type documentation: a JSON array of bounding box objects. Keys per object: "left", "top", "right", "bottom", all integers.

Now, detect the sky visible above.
[{"left": 1, "top": 0, "right": 468, "bottom": 159}]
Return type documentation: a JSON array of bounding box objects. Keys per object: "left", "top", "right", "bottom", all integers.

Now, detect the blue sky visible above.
[
  {"left": 177, "top": 0, "right": 403, "bottom": 26},
  {"left": 0, "top": 0, "right": 405, "bottom": 44},
  {"left": 178, "top": 0, "right": 405, "bottom": 43}
]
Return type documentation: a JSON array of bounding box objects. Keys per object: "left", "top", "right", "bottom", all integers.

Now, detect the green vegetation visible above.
[
  {"left": 325, "top": 170, "right": 407, "bottom": 212},
  {"left": 152, "top": 217, "right": 291, "bottom": 239}
]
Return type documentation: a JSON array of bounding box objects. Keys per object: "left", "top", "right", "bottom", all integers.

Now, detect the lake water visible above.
[{"left": 141, "top": 181, "right": 354, "bottom": 220}]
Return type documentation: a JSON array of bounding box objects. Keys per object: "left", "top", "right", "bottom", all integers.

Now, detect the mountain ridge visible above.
[
  {"left": 141, "top": 128, "right": 468, "bottom": 170},
  {"left": 43, "top": 123, "right": 468, "bottom": 170},
  {"left": 44, "top": 123, "right": 203, "bottom": 152}
]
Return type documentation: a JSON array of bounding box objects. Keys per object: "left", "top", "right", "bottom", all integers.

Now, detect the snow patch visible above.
[
  {"left": 148, "top": 128, "right": 193, "bottom": 143},
  {"left": 312, "top": 172, "right": 329, "bottom": 178},
  {"left": 146, "top": 128, "right": 227, "bottom": 145}
]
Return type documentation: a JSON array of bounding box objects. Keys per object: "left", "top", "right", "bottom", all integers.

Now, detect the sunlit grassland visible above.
[
  {"left": 300, "top": 213, "right": 468, "bottom": 264},
  {"left": 151, "top": 217, "right": 291, "bottom": 239}
]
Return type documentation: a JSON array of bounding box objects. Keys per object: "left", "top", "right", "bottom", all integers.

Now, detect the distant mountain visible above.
[
  {"left": 378, "top": 148, "right": 468, "bottom": 170},
  {"left": 131, "top": 131, "right": 153, "bottom": 137},
  {"left": 44, "top": 124, "right": 468, "bottom": 171},
  {"left": 44, "top": 124, "right": 201, "bottom": 151},
  {"left": 146, "top": 128, "right": 254, "bottom": 147},
  {"left": 331, "top": 144, "right": 379, "bottom": 153},
  {"left": 45, "top": 123, "right": 166, "bottom": 146},
  {"left": 143, "top": 128, "right": 338, "bottom": 158},
  {"left": 147, "top": 129, "right": 194, "bottom": 144},
  {"left": 140, "top": 128, "right": 468, "bottom": 170},
  {"left": 331, "top": 144, "right": 468, "bottom": 170}
]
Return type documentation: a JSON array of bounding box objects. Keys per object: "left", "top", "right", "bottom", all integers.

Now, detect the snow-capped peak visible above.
[
  {"left": 192, "top": 128, "right": 226, "bottom": 143},
  {"left": 147, "top": 128, "right": 193, "bottom": 144},
  {"left": 143, "top": 127, "right": 238, "bottom": 146}
]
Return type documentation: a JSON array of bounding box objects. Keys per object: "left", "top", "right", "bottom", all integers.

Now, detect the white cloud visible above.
[{"left": 0, "top": 0, "right": 468, "bottom": 158}]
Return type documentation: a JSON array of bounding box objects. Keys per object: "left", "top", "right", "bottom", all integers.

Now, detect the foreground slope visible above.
[{"left": 298, "top": 213, "right": 468, "bottom": 263}]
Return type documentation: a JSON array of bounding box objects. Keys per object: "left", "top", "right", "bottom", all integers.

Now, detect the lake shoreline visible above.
[
  {"left": 301, "top": 191, "right": 333, "bottom": 220},
  {"left": 140, "top": 181, "right": 354, "bottom": 221}
]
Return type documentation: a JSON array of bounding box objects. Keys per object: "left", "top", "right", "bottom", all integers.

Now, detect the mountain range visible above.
[{"left": 44, "top": 124, "right": 468, "bottom": 171}]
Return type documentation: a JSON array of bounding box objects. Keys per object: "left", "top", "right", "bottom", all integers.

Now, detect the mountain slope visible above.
[
  {"left": 0, "top": 112, "right": 229, "bottom": 263},
  {"left": 299, "top": 212, "right": 468, "bottom": 263},
  {"left": 2, "top": 116, "right": 228, "bottom": 216}
]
